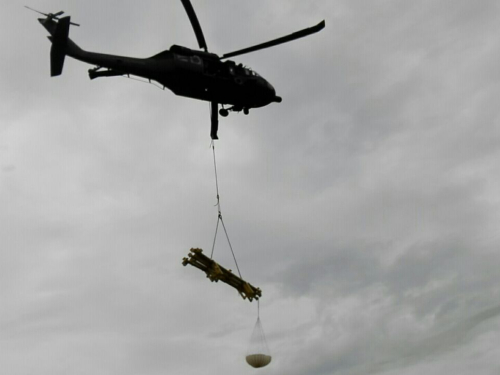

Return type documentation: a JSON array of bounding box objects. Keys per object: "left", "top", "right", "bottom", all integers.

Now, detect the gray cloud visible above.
[{"left": 2, "top": 1, "right": 500, "bottom": 374}]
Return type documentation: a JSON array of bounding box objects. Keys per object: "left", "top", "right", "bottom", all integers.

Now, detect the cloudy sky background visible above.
[{"left": 2, "top": 0, "right": 500, "bottom": 374}]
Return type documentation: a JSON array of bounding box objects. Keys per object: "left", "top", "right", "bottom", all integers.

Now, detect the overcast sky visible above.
[{"left": 2, "top": 0, "right": 500, "bottom": 374}]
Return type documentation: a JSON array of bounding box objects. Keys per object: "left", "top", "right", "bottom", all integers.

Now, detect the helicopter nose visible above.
[
  {"left": 250, "top": 78, "right": 281, "bottom": 108},
  {"left": 266, "top": 81, "right": 283, "bottom": 103},
  {"left": 261, "top": 79, "right": 282, "bottom": 104},
  {"left": 264, "top": 80, "right": 275, "bottom": 94}
]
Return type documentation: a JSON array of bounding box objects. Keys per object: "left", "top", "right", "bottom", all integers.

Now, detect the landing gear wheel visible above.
[
  {"left": 219, "top": 108, "right": 229, "bottom": 117},
  {"left": 243, "top": 108, "right": 249, "bottom": 115}
]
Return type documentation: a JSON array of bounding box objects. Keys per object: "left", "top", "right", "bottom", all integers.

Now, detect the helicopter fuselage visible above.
[
  {"left": 31, "top": 3, "right": 324, "bottom": 139},
  {"left": 40, "top": 18, "right": 282, "bottom": 110}
]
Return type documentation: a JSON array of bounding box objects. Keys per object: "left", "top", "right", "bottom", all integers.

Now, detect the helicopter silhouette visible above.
[{"left": 27, "top": 1, "right": 325, "bottom": 139}]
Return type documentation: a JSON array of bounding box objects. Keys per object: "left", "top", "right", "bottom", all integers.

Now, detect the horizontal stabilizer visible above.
[{"left": 88, "top": 69, "right": 124, "bottom": 80}]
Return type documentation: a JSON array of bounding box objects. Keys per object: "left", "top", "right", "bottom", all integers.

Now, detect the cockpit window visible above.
[
  {"left": 244, "top": 68, "right": 259, "bottom": 77},
  {"left": 223, "top": 60, "right": 260, "bottom": 77}
]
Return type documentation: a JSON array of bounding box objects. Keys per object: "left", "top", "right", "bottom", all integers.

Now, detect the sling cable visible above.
[
  {"left": 181, "top": 141, "right": 271, "bottom": 368},
  {"left": 182, "top": 141, "right": 261, "bottom": 301}
]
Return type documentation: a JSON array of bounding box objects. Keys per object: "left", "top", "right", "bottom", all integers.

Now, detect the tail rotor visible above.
[{"left": 25, "top": 6, "right": 80, "bottom": 26}]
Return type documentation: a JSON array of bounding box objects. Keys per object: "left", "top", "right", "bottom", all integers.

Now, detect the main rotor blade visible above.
[
  {"left": 221, "top": 20, "right": 325, "bottom": 59},
  {"left": 180, "top": 0, "right": 208, "bottom": 51}
]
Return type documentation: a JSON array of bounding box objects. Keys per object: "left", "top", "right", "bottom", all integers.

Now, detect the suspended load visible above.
[
  {"left": 182, "top": 248, "right": 262, "bottom": 301},
  {"left": 246, "top": 316, "right": 272, "bottom": 368}
]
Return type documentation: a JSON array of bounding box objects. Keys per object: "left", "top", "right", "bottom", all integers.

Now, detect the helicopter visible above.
[{"left": 27, "top": 1, "right": 325, "bottom": 139}]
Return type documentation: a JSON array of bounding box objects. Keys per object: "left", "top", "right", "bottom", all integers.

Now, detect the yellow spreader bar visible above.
[{"left": 182, "top": 248, "right": 262, "bottom": 302}]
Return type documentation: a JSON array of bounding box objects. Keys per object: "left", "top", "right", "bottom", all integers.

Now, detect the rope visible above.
[
  {"left": 211, "top": 140, "right": 221, "bottom": 212},
  {"left": 210, "top": 214, "right": 220, "bottom": 259},
  {"left": 220, "top": 215, "right": 242, "bottom": 278},
  {"left": 210, "top": 142, "right": 243, "bottom": 279}
]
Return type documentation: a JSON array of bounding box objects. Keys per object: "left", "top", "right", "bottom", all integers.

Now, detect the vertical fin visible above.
[{"left": 50, "top": 16, "right": 71, "bottom": 76}]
